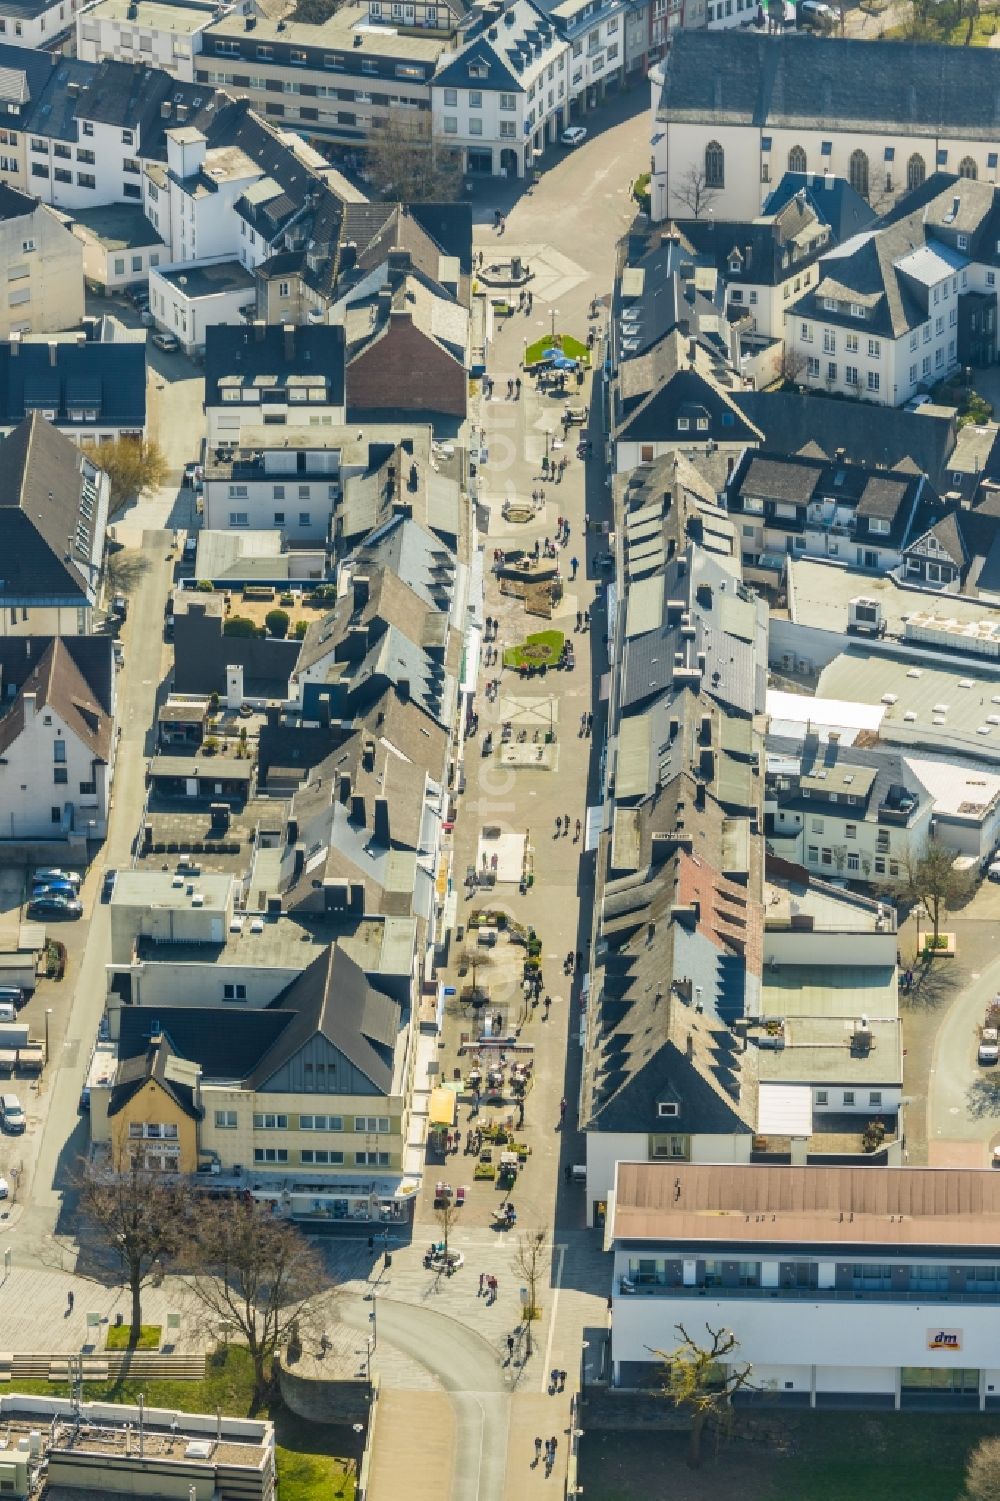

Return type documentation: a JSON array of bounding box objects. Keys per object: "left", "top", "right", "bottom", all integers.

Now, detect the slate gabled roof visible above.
[
  {"left": 732, "top": 390, "right": 955, "bottom": 490},
  {"left": 108, "top": 1033, "right": 203, "bottom": 1122},
  {"left": 203, "top": 323, "right": 345, "bottom": 408},
  {"left": 0, "top": 339, "right": 146, "bottom": 432},
  {"left": 657, "top": 30, "right": 1000, "bottom": 142},
  {"left": 433, "top": 0, "right": 557, "bottom": 92},
  {"left": 762, "top": 172, "right": 877, "bottom": 246},
  {"left": 251, "top": 944, "right": 401, "bottom": 1093},
  {"left": 0, "top": 636, "right": 113, "bottom": 762},
  {"left": 113, "top": 943, "right": 403, "bottom": 1097},
  {"left": 0, "top": 414, "right": 104, "bottom": 602}
]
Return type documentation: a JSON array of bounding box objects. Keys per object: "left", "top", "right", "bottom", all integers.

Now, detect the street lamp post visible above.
[
  {"left": 579, "top": 1339, "right": 590, "bottom": 1401},
  {"left": 44, "top": 1008, "right": 53, "bottom": 1065},
  {"left": 551, "top": 307, "right": 559, "bottom": 342},
  {"left": 369, "top": 1294, "right": 378, "bottom": 1351}
]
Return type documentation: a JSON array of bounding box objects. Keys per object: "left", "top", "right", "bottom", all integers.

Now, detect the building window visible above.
[
  {"left": 53, "top": 767, "right": 68, "bottom": 785},
  {"left": 223, "top": 983, "right": 247, "bottom": 1000},
  {"left": 443, "top": 116, "right": 457, "bottom": 134},
  {"left": 215, "top": 1110, "right": 237, "bottom": 1128},
  {"left": 870, "top": 1091, "right": 882, "bottom": 1107},
  {"left": 816, "top": 1090, "right": 828, "bottom": 1105},
  {"left": 499, "top": 92, "right": 516, "bottom": 110},
  {"left": 300, "top": 1115, "right": 344, "bottom": 1131},
  {"left": 254, "top": 1148, "right": 288, "bottom": 1163},
  {"left": 301, "top": 1149, "right": 344, "bottom": 1164},
  {"left": 657, "top": 1102, "right": 679, "bottom": 1118},
  {"left": 788, "top": 144, "right": 806, "bottom": 173},
  {"left": 849, "top": 148, "right": 869, "bottom": 199},
  {"left": 959, "top": 156, "right": 978, "bottom": 180},
  {"left": 906, "top": 152, "right": 925, "bottom": 191},
  {"left": 847, "top": 852, "right": 859, "bottom": 871},
  {"left": 253, "top": 1112, "right": 288, "bottom": 1129},
  {"left": 355, "top": 1150, "right": 390, "bottom": 1166},
  {"left": 355, "top": 1115, "right": 390, "bottom": 1133},
  {"left": 704, "top": 140, "right": 724, "bottom": 188},
  {"left": 843, "top": 1091, "right": 855, "bottom": 1105}
]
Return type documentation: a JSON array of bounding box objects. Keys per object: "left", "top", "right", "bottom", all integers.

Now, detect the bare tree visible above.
[
  {"left": 434, "top": 1199, "right": 461, "bottom": 1270},
  {"left": 780, "top": 346, "right": 808, "bottom": 386},
  {"left": 965, "top": 1435, "right": 1000, "bottom": 1501},
  {"left": 182, "top": 1197, "right": 328, "bottom": 1405},
  {"left": 674, "top": 164, "right": 719, "bottom": 220},
  {"left": 511, "top": 1229, "right": 546, "bottom": 1355},
  {"left": 366, "top": 117, "right": 463, "bottom": 204},
  {"left": 78, "top": 1157, "right": 188, "bottom": 1344},
  {"left": 652, "top": 1322, "right": 756, "bottom": 1467},
  {"left": 888, "top": 839, "right": 973, "bottom": 949}
]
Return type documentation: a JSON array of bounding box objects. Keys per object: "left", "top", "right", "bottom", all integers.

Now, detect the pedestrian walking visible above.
[
  {"left": 583, "top": 609, "right": 590, "bottom": 631},
  {"left": 534, "top": 1437, "right": 543, "bottom": 1465},
  {"left": 478, "top": 1271, "right": 484, "bottom": 1295},
  {"left": 575, "top": 610, "right": 582, "bottom": 631},
  {"left": 570, "top": 556, "right": 579, "bottom": 579},
  {"left": 66, "top": 1290, "right": 74, "bottom": 1315},
  {"left": 550, "top": 1436, "right": 558, "bottom": 1458},
  {"left": 559, "top": 1097, "right": 566, "bottom": 1126},
  {"left": 515, "top": 377, "right": 522, "bottom": 397},
  {"left": 574, "top": 818, "right": 581, "bottom": 841},
  {"left": 586, "top": 710, "right": 593, "bottom": 734},
  {"left": 555, "top": 815, "right": 562, "bottom": 835},
  {"left": 563, "top": 812, "right": 570, "bottom": 835},
  {"left": 507, "top": 1334, "right": 515, "bottom": 1359}
]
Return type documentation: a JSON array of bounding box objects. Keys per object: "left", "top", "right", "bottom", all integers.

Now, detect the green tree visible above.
[
  {"left": 294, "top": 619, "right": 309, "bottom": 639},
  {"left": 654, "top": 1322, "right": 756, "bottom": 1467},
  {"left": 223, "top": 616, "right": 263, "bottom": 638},
  {"left": 366, "top": 117, "right": 463, "bottom": 204},
  {"left": 890, "top": 839, "right": 973, "bottom": 948},
  {"left": 88, "top": 437, "right": 167, "bottom": 514},
  {"left": 265, "top": 607, "right": 290, "bottom": 638}
]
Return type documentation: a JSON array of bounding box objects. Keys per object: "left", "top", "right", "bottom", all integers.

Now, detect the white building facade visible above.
[{"left": 610, "top": 1161, "right": 1000, "bottom": 1407}]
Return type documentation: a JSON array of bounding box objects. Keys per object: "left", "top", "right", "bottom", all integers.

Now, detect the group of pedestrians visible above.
[
  {"left": 477, "top": 1271, "right": 501, "bottom": 1302},
  {"left": 532, "top": 1435, "right": 560, "bottom": 1475}
]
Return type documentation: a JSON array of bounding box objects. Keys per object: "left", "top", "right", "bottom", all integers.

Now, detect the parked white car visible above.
[{"left": 561, "top": 126, "right": 587, "bottom": 147}]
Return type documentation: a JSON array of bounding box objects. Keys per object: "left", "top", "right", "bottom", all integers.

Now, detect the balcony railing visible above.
[{"left": 617, "top": 1279, "right": 997, "bottom": 1304}]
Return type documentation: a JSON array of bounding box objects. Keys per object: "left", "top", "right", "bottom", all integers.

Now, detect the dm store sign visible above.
[{"left": 927, "top": 1329, "right": 962, "bottom": 1351}]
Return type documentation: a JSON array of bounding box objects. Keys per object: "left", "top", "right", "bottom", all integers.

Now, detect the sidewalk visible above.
[{"left": 0, "top": 1265, "right": 208, "bottom": 1354}]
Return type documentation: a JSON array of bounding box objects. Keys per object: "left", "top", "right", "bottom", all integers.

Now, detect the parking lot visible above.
[{"left": 0, "top": 861, "right": 96, "bottom": 1214}]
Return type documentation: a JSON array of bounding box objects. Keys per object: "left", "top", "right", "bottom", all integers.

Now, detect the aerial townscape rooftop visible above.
[{"left": 1, "top": 2, "right": 1000, "bottom": 1496}]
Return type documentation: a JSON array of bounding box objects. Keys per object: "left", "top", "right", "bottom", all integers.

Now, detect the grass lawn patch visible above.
[
  {"left": 525, "top": 332, "right": 590, "bottom": 367},
  {"left": 581, "top": 1411, "right": 998, "bottom": 1501},
  {"left": 502, "top": 630, "right": 564, "bottom": 670},
  {"left": 7, "top": 1346, "right": 355, "bottom": 1499},
  {"left": 106, "top": 1324, "right": 161, "bottom": 1351}
]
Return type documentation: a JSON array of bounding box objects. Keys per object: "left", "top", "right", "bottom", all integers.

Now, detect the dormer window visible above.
[
  {"left": 657, "top": 1102, "right": 679, "bottom": 1118},
  {"left": 850, "top": 303, "right": 865, "bottom": 319},
  {"left": 468, "top": 60, "right": 488, "bottom": 78},
  {"left": 728, "top": 252, "right": 742, "bottom": 273}
]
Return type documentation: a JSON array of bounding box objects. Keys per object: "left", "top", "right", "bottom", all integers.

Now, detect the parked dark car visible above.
[
  {"left": 28, "top": 894, "right": 81, "bottom": 920},
  {"left": 101, "top": 869, "right": 117, "bottom": 903}
]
